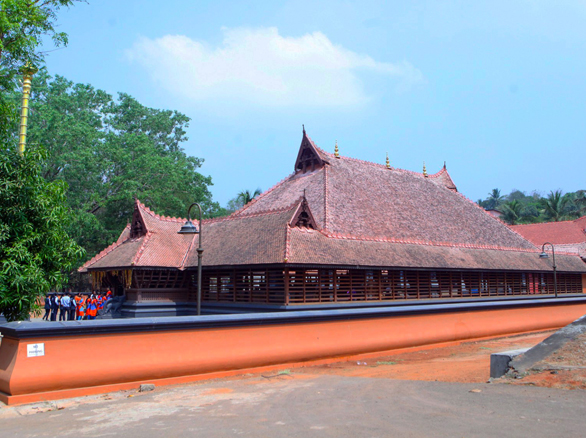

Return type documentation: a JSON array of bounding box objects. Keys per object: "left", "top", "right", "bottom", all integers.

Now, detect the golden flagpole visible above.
[{"left": 18, "top": 63, "right": 38, "bottom": 156}]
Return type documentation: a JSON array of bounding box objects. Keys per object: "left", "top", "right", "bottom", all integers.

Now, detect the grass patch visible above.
[
  {"left": 376, "top": 361, "right": 396, "bottom": 366},
  {"left": 277, "top": 369, "right": 291, "bottom": 375}
]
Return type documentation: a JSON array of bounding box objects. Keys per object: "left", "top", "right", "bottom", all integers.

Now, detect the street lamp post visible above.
[
  {"left": 178, "top": 203, "right": 203, "bottom": 315},
  {"left": 539, "top": 242, "right": 557, "bottom": 298}
]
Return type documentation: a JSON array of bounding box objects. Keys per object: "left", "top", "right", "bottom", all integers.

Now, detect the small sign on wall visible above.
[{"left": 27, "top": 343, "right": 45, "bottom": 358}]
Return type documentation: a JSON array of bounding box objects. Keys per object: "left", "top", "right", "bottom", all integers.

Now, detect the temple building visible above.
[
  {"left": 80, "top": 130, "right": 586, "bottom": 316},
  {"left": 511, "top": 217, "right": 586, "bottom": 262}
]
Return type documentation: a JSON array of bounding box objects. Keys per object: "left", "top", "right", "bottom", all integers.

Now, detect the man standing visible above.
[
  {"left": 42, "top": 294, "right": 51, "bottom": 321},
  {"left": 50, "top": 294, "right": 58, "bottom": 321},
  {"left": 59, "top": 293, "right": 70, "bottom": 321},
  {"left": 69, "top": 293, "right": 77, "bottom": 321}
]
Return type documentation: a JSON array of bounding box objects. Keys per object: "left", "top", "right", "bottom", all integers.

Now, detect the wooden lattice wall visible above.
[{"left": 201, "top": 267, "right": 583, "bottom": 305}]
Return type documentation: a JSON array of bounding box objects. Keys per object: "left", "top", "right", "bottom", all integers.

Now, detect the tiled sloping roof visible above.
[
  {"left": 78, "top": 133, "right": 586, "bottom": 274},
  {"left": 80, "top": 200, "right": 196, "bottom": 271},
  {"left": 231, "top": 134, "right": 536, "bottom": 251},
  {"left": 185, "top": 206, "right": 295, "bottom": 267},
  {"left": 83, "top": 237, "right": 146, "bottom": 271},
  {"left": 287, "top": 228, "right": 586, "bottom": 272},
  {"left": 129, "top": 202, "right": 195, "bottom": 268},
  {"left": 233, "top": 166, "right": 326, "bottom": 228},
  {"left": 511, "top": 217, "right": 586, "bottom": 245},
  {"left": 554, "top": 243, "right": 586, "bottom": 258}
]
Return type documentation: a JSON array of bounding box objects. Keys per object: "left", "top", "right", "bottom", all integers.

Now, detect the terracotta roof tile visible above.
[
  {"left": 511, "top": 217, "right": 586, "bottom": 258},
  {"left": 287, "top": 228, "right": 586, "bottom": 272},
  {"left": 80, "top": 133, "right": 586, "bottom": 274},
  {"left": 233, "top": 145, "right": 536, "bottom": 250},
  {"left": 511, "top": 217, "right": 586, "bottom": 245}
]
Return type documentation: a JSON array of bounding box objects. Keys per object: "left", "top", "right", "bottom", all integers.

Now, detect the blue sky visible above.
[{"left": 43, "top": 0, "right": 586, "bottom": 206}]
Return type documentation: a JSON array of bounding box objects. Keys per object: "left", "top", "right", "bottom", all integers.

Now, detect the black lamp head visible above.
[
  {"left": 539, "top": 251, "right": 548, "bottom": 259},
  {"left": 178, "top": 219, "right": 199, "bottom": 234}
]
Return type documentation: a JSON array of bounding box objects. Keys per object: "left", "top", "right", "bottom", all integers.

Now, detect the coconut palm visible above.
[
  {"left": 485, "top": 188, "right": 504, "bottom": 210},
  {"left": 542, "top": 190, "right": 570, "bottom": 222},
  {"left": 236, "top": 188, "right": 262, "bottom": 206},
  {"left": 573, "top": 190, "right": 586, "bottom": 216},
  {"left": 501, "top": 200, "right": 523, "bottom": 225}
]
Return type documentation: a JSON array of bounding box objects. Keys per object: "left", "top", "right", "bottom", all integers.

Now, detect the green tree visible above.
[
  {"left": 485, "top": 188, "right": 504, "bottom": 210},
  {"left": 0, "top": 0, "right": 83, "bottom": 320},
  {"left": 0, "top": 146, "right": 84, "bottom": 321},
  {"left": 500, "top": 200, "right": 523, "bottom": 225},
  {"left": 542, "top": 190, "right": 570, "bottom": 222},
  {"left": 21, "top": 72, "right": 225, "bottom": 258},
  {"left": 237, "top": 188, "right": 262, "bottom": 205},
  {"left": 226, "top": 188, "right": 262, "bottom": 213},
  {"left": 0, "top": 0, "right": 79, "bottom": 135},
  {"left": 574, "top": 190, "right": 586, "bottom": 217}
]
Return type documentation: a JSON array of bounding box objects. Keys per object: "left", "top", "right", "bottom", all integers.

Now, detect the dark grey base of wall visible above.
[
  {"left": 119, "top": 302, "right": 289, "bottom": 318},
  {"left": 117, "top": 294, "right": 576, "bottom": 318}
]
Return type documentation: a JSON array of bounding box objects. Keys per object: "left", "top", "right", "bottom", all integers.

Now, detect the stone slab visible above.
[
  {"left": 490, "top": 348, "right": 529, "bottom": 378},
  {"left": 511, "top": 314, "right": 586, "bottom": 373}
]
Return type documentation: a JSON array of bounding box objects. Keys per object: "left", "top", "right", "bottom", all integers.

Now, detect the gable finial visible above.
[
  {"left": 385, "top": 152, "right": 390, "bottom": 169},
  {"left": 302, "top": 124, "right": 306, "bottom": 135},
  {"left": 443, "top": 161, "right": 446, "bottom": 169},
  {"left": 423, "top": 161, "right": 427, "bottom": 177},
  {"left": 334, "top": 140, "right": 339, "bottom": 158}
]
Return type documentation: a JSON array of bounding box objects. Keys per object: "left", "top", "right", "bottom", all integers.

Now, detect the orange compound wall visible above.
[{"left": 1, "top": 300, "right": 586, "bottom": 405}]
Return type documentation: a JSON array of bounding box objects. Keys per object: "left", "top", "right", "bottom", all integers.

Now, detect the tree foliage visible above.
[
  {"left": 19, "top": 71, "right": 225, "bottom": 259},
  {"left": 0, "top": 146, "right": 84, "bottom": 321},
  {"left": 478, "top": 188, "right": 585, "bottom": 225},
  {"left": 0, "top": 0, "right": 83, "bottom": 320},
  {"left": 0, "top": 0, "right": 79, "bottom": 134},
  {"left": 225, "top": 188, "right": 262, "bottom": 213}
]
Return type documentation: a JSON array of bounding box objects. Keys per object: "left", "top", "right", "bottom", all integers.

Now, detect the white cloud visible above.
[{"left": 126, "top": 27, "right": 423, "bottom": 108}]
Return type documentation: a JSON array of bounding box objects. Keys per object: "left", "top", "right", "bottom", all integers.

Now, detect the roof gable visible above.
[
  {"left": 290, "top": 195, "right": 318, "bottom": 229},
  {"left": 294, "top": 127, "right": 328, "bottom": 174},
  {"left": 130, "top": 200, "right": 148, "bottom": 238},
  {"left": 428, "top": 164, "right": 457, "bottom": 192}
]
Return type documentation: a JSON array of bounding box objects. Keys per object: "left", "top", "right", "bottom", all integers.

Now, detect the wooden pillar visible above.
[
  {"left": 284, "top": 269, "right": 290, "bottom": 305},
  {"left": 333, "top": 270, "right": 338, "bottom": 303}
]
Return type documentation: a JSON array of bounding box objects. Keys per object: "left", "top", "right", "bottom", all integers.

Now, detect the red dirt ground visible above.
[{"left": 294, "top": 331, "right": 554, "bottom": 384}]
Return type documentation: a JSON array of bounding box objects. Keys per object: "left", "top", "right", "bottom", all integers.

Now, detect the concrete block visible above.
[
  {"left": 139, "top": 384, "right": 155, "bottom": 392},
  {"left": 490, "top": 348, "right": 529, "bottom": 378}
]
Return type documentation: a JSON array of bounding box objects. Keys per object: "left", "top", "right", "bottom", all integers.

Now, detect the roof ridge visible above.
[
  {"left": 512, "top": 216, "right": 586, "bottom": 227},
  {"left": 137, "top": 200, "right": 186, "bottom": 223},
  {"left": 205, "top": 201, "right": 300, "bottom": 225},
  {"left": 78, "top": 237, "right": 129, "bottom": 272},
  {"left": 334, "top": 153, "right": 437, "bottom": 179},
  {"left": 180, "top": 233, "right": 198, "bottom": 270},
  {"left": 323, "top": 164, "right": 329, "bottom": 230},
  {"left": 284, "top": 224, "right": 292, "bottom": 263},
  {"left": 317, "top": 229, "right": 556, "bottom": 254},
  {"left": 448, "top": 189, "right": 539, "bottom": 250},
  {"left": 131, "top": 231, "right": 153, "bottom": 266},
  {"left": 427, "top": 166, "right": 448, "bottom": 179},
  {"left": 336, "top": 154, "right": 391, "bottom": 171},
  {"left": 230, "top": 172, "right": 295, "bottom": 217},
  {"left": 117, "top": 224, "right": 131, "bottom": 243}
]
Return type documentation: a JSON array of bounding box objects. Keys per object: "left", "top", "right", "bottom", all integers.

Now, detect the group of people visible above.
[{"left": 42, "top": 290, "right": 113, "bottom": 321}]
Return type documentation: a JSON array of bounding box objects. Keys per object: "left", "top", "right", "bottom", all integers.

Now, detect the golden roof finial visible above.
[
  {"left": 385, "top": 152, "right": 390, "bottom": 169},
  {"left": 334, "top": 140, "right": 339, "bottom": 158},
  {"left": 423, "top": 161, "right": 427, "bottom": 177}
]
